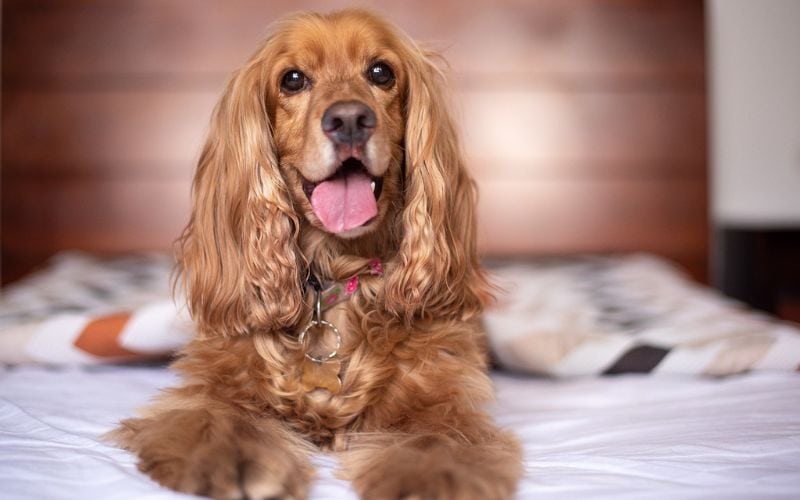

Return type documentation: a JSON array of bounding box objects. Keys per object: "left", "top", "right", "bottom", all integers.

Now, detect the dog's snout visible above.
[{"left": 321, "top": 101, "right": 376, "bottom": 146}]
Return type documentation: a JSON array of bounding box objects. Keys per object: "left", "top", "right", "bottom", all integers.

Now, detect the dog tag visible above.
[
  {"left": 300, "top": 358, "right": 342, "bottom": 393},
  {"left": 298, "top": 279, "right": 343, "bottom": 393}
]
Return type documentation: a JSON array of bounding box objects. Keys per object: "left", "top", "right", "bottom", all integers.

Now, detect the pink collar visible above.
[{"left": 308, "top": 258, "right": 383, "bottom": 312}]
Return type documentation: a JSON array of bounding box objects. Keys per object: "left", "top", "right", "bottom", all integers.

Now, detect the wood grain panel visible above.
[
  {"left": 1, "top": 0, "right": 707, "bottom": 283},
  {"left": 459, "top": 89, "right": 706, "bottom": 170},
  {"left": 477, "top": 178, "right": 707, "bottom": 254},
  {"left": 2, "top": 179, "right": 190, "bottom": 251},
  {"left": 2, "top": 88, "right": 705, "bottom": 181},
  {"left": 3, "top": 176, "right": 706, "bottom": 257},
  {"left": 3, "top": 0, "right": 705, "bottom": 87},
  {"left": 2, "top": 90, "right": 215, "bottom": 179},
  {"left": 477, "top": 178, "right": 709, "bottom": 278}
]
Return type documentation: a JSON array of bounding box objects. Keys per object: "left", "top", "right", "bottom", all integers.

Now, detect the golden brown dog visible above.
[{"left": 110, "top": 9, "right": 521, "bottom": 499}]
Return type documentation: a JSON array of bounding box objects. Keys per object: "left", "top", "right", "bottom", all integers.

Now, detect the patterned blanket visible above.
[{"left": 2, "top": 252, "right": 799, "bottom": 376}]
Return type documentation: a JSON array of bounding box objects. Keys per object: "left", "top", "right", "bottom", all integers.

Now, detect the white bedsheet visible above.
[{"left": 1, "top": 366, "right": 798, "bottom": 499}]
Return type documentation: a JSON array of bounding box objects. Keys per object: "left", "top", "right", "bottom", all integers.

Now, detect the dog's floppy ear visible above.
[
  {"left": 176, "top": 44, "right": 304, "bottom": 337},
  {"left": 384, "top": 44, "right": 491, "bottom": 322}
]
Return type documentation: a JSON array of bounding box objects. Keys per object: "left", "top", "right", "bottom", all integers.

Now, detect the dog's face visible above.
[
  {"left": 266, "top": 15, "right": 406, "bottom": 238},
  {"left": 179, "top": 10, "right": 489, "bottom": 335}
]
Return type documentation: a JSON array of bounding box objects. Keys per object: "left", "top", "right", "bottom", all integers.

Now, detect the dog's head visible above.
[
  {"left": 179, "top": 10, "right": 489, "bottom": 336},
  {"left": 267, "top": 13, "right": 405, "bottom": 239}
]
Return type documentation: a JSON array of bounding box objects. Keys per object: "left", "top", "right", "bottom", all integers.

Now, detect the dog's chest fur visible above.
[{"left": 270, "top": 298, "right": 399, "bottom": 450}]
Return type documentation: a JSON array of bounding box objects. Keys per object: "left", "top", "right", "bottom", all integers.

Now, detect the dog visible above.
[{"left": 109, "top": 9, "right": 522, "bottom": 499}]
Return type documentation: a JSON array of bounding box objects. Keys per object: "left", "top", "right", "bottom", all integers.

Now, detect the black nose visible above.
[{"left": 321, "top": 100, "right": 376, "bottom": 146}]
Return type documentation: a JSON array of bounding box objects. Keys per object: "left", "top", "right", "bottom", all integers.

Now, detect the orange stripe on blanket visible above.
[{"left": 73, "top": 312, "right": 146, "bottom": 360}]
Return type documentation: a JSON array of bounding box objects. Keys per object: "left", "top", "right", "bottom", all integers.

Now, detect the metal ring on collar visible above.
[{"left": 298, "top": 320, "right": 342, "bottom": 363}]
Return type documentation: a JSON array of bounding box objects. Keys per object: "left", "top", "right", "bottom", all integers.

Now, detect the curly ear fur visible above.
[
  {"left": 384, "top": 42, "right": 491, "bottom": 322},
  {"left": 176, "top": 43, "right": 304, "bottom": 337}
]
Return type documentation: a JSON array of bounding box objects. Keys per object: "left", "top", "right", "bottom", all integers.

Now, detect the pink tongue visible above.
[{"left": 310, "top": 170, "right": 377, "bottom": 233}]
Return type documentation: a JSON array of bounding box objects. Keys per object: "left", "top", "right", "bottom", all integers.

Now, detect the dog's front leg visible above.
[
  {"left": 342, "top": 415, "right": 522, "bottom": 500},
  {"left": 108, "top": 397, "right": 314, "bottom": 499}
]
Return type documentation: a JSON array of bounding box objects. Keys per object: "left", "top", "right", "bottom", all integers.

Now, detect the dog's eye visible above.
[
  {"left": 366, "top": 62, "right": 395, "bottom": 87},
  {"left": 280, "top": 69, "right": 308, "bottom": 93}
]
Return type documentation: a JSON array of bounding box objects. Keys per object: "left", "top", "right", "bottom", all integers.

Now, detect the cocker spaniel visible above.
[{"left": 110, "top": 9, "right": 521, "bottom": 499}]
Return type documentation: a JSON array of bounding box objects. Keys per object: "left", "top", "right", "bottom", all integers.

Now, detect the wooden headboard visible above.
[{"left": 1, "top": 0, "right": 707, "bottom": 283}]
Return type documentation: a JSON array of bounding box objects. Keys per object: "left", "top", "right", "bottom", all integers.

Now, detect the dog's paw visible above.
[
  {"left": 109, "top": 409, "right": 313, "bottom": 499},
  {"left": 359, "top": 462, "right": 504, "bottom": 500},
  {"left": 349, "top": 435, "right": 520, "bottom": 500},
  {"left": 150, "top": 438, "right": 310, "bottom": 500}
]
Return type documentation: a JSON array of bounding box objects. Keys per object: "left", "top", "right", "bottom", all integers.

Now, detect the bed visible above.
[{"left": 1, "top": 253, "right": 799, "bottom": 499}]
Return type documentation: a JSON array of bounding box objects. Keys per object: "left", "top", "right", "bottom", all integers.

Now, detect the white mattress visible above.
[{"left": 1, "top": 365, "right": 798, "bottom": 499}]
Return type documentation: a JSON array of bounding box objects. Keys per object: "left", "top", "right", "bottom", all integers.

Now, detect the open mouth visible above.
[{"left": 302, "top": 158, "right": 384, "bottom": 234}]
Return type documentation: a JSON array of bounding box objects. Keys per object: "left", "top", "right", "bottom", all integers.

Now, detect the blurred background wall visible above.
[
  {"left": 2, "top": 0, "right": 709, "bottom": 284},
  {"left": 708, "top": 0, "right": 800, "bottom": 320}
]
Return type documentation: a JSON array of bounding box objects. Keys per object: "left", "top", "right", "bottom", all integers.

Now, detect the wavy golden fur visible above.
[{"left": 109, "top": 10, "right": 521, "bottom": 499}]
